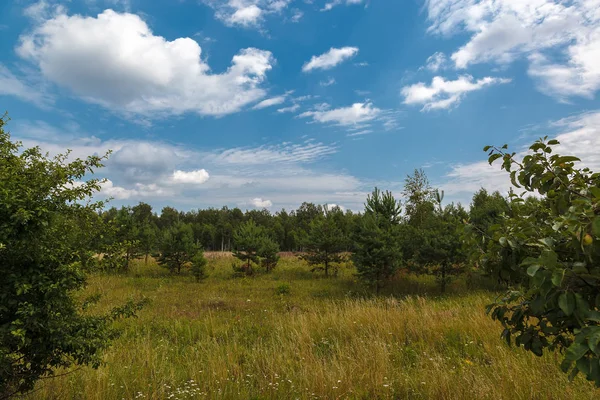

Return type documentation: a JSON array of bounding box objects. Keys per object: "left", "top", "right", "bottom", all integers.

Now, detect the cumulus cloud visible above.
[
  {"left": 251, "top": 197, "right": 273, "bottom": 208},
  {"left": 302, "top": 47, "right": 359, "bottom": 72},
  {"left": 16, "top": 9, "right": 275, "bottom": 117},
  {"left": 401, "top": 75, "right": 510, "bottom": 111},
  {"left": 206, "top": 0, "right": 292, "bottom": 28},
  {"left": 172, "top": 169, "right": 210, "bottom": 184},
  {"left": 425, "top": 0, "right": 600, "bottom": 99}
]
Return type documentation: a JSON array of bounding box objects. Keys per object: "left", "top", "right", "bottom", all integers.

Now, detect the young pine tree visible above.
[
  {"left": 158, "top": 222, "right": 197, "bottom": 273},
  {"left": 233, "top": 220, "right": 264, "bottom": 275},
  {"left": 300, "top": 207, "right": 347, "bottom": 277},
  {"left": 352, "top": 188, "right": 403, "bottom": 294},
  {"left": 191, "top": 250, "right": 208, "bottom": 282}
]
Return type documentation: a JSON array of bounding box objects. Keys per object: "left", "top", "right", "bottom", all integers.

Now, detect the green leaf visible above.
[
  {"left": 483, "top": 145, "right": 492, "bottom": 152},
  {"left": 590, "top": 187, "right": 600, "bottom": 199},
  {"left": 577, "top": 357, "right": 591, "bottom": 377},
  {"left": 593, "top": 217, "right": 600, "bottom": 238},
  {"left": 559, "top": 292, "right": 576, "bottom": 316},
  {"left": 588, "top": 330, "right": 600, "bottom": 355},
  {"left": 527, "top": 264, "right": 541, "bottom": 277},
  {"left": 488, "top": 153, "right": 503, "bottom": 165},
  {"left": 547, "top": 139, "right": 560, "bottom": 145},
  {"left": 555, "top": 156, "right": 581, "bottom": 164},
  {"left": 551, "top": 270, "right": 564, "bottom": 287},
  {"left": 565, "top": 342, "right": 588, "bottom": 363}
]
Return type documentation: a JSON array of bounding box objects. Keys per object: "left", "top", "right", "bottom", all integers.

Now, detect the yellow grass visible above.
[{"left": 27, "top": 255, "right": 598, "bottom": 399}]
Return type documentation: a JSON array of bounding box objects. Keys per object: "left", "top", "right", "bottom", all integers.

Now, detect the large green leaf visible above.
[
  {"left": 565, "top": 342, "right": 589, "bottom": 363},
  {"left": 559, "top": 292, "right": 576, "bottom": 316}
]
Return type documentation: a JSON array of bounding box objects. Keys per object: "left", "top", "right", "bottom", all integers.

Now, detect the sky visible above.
[{"left": 1, "top": 0, "right": 599, "bottom": 213}]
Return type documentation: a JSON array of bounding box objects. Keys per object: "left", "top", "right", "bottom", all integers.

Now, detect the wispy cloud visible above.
[{"left": 302, "top": 47, "right": 359, "bottom": 72}]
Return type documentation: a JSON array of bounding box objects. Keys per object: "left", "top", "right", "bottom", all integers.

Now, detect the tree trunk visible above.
[{"left": 145, "top": 252, "right": 149, "bottom": 264}]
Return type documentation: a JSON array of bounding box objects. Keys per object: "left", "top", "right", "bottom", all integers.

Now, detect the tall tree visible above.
[
  {"left": 0, "top": 116, "right": 144, "bottom": 397},
  {"left": 484, "top": 139, "right": 600, "bottom": 386},
  {"left": 402, "top": 168, "right": 435, "bottom": 227}
]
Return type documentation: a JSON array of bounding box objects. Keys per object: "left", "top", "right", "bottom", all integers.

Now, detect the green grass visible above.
[{"left": 27, "top": 255, "right": 599, "bottom": 399}]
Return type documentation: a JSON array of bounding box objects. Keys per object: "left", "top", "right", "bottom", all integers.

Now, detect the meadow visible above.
[{"left": 26, "top": 254, "right": 599, "bottom": 400}]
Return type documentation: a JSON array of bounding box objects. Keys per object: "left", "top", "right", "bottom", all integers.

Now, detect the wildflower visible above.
[{"left": 464, "top": 359, "right": 473, "bottom": 365}]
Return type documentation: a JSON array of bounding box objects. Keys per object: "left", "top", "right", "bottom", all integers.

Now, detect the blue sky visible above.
[{"left": 1, "top": 0, "right": 599, "bottom": 212}]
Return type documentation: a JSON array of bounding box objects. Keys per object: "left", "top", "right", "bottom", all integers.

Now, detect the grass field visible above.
[{"left": 26, "top": 254, "right": 599, "bottom": 399}]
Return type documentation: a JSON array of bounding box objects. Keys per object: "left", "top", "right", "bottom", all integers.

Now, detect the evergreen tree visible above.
[
  {"left": 158, "top": 222, "right": 197, "bottom": 273},
  {"left": 258, "top": 237, "right": 280, "bottom": 273},
  {"left": 191, "top": 250, "right": 208, "bottom": 281},
  {"left": 233, "top": 220, "right": 264, "bottom": 275},
  {"left": 300, "top": 207, "right": 347, "bottom": 277},
  {"left": 413, "top": 191, "right": 466, "bottom": 292},
  {"left": 353, "top": 188, "right": 403, "bottom": 294}
]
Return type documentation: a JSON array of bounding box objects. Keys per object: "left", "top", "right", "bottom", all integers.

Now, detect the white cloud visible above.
[
  {"left": 8, "top": 118, "right": 371, "bottom": 210},
  {"left": 346, "top": 129, "right": 373, "bottom": 137},
  {"left": 172, "top": 169, "right": 210, "bottom": 184},
  {"left": 228, "top": 4, "right": 263, "bottom": 26},
  {"left": 17, "top": 9, "right": 275, "bottom": 117},
  {"left": 423, "top": 52, "right": 447, "bottom": 72},
  {"left": 0, "top": 64, "right": 51, "bottom": 107},
  {"left": 425, "top": 0, "right": 600, "bottom": 99},
  {"left": 441, "top": 109, "right": 600, "bottom": 204},
  {"left": 251, "top": 197, "right": 273, "bottom": 208},
  {"left": 300, "top": 102, "right": 381, "bottom": 126},
  {"left": 326, "top": 203, "right": 346, "bottom": 211},
  {"left": 401, "top": 75, "right": 510, "bottom": 111},
  {"left": 206, "top": 0, "right": 292, "bottom": 28},
  {"left": 252, "top": 95, "right": 287, "bottom": 109},
  {"left": 205, "top": 141, "right": 337, "bottom": 165},
  {"left": 290, "top": 9, "right": 303, "bottom": 22},
  {"left": 302, "top": 47, "right": 359, "bottom": 72},
  {"left": 319, "top": 77, "right": 336, "bottom": 86},
  {"left": 277, "top": 104, "right": 300, "bottom": 113},
  {"left": 322, "top": 0, "right": 365, "bottom": 12}
]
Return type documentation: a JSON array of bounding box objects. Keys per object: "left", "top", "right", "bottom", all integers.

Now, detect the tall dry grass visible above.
[{"left": 26, "top": 255, "right": 598, "bottom": 399}]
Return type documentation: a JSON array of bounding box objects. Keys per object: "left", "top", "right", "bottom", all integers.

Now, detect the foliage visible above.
[
  {"left": 0, "top": 115, "right": 145, "bottom": 398},
  {"left": 412, "top": 191, "right": 467, "bottom": 292},
  {"left": 158, "top": 222, "right": 197, "bottom": 274},
  {"left": 484, "top": 138, "right": 600, "bottom": 386},
  {"left": 352, "top": 188, "right": 403, "bottom": 293},
  {"left": 191, "top": 251, "right": 208, "bottom": 282},
  {"left": 402, "top": 168, "right": 435, "bottom": 227},
  {"left": 258, "top": 237, "right": 280, "bottom": 273},
  {"left": 233, "top": 220, "right": 280, "bottom": 275},
  {"left": 300, "top": 206, "right": 347, "bottom": 277},
  {"left": 233, "top": 220, "right": 264, "bottom": 275}
]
